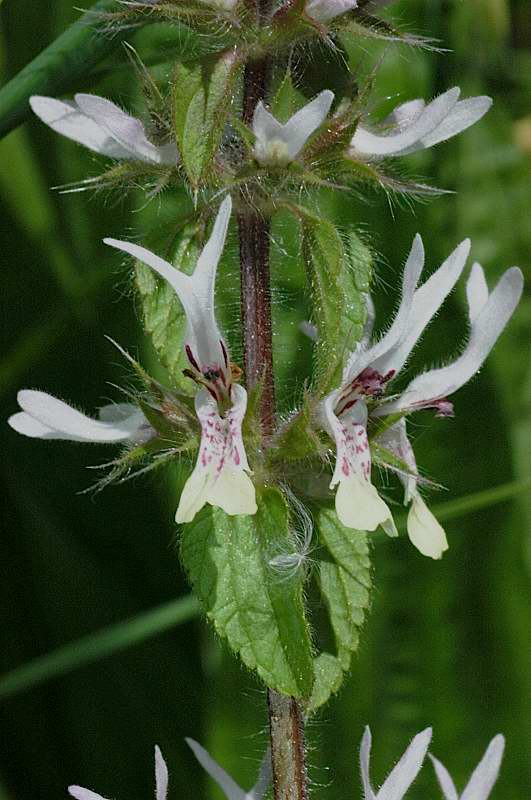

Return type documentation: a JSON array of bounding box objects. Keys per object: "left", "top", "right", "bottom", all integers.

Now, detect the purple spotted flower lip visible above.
[
  {"left": 252, "top": 91, "right": 334, "bottom": 166},
  {"left": 105, "top": 196, "right": 257, "bottom": 523},
  {"left": 30, "top": 93, "right": 178, "bottom": 165},
  {"left": 350, "top": 87, "right": 492, "bottom": 159},
  {"left": 319, "top": 234, "right": 523, "bottom": 558}
]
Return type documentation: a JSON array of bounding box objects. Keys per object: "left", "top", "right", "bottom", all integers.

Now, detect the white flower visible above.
[
  {"left": 430, "top": 734, "right": 505, "bottom": 800},
  {"left": 374, "top": 260, "right": 523, "bottom": 557},
  {"left": 253, "top": 90, "right": 334, "bottom": 166},
  {"left": 8, "top": 391, "right": 151, "bottom": 444},
  {"left": 319, "top": 235, "right": 470, "bottom": 536},
  {"left": 104, "top": 196, "right": 257, "bottom": 523},
  {"left": 30, "top": 93, "right": 178, "bottom": 164},
  {"left": 360, "top": 726, "right": 432, "bottom": 800},
  {"left": 350, "top": 87, "right": 492, "bottom": 158},
  {"left": 186, "top": 738, "right": 271, "bottom": 800},
  {"left": 305, "top": 0, "right": 358, "bottom": 23},
  {"left": 69, "top": 744, "right": 168, "bottom": 800},
  {"left": 318, "top": 236, "right": 523, "bottom": 555}
]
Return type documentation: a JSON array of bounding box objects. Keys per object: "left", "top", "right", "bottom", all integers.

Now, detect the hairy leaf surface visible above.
[
  {"left": 180, "top": 488, "right": 315, "bottom": 698},
  {"left": 310, "top": 508, "right": 371, "bottom": 709}
]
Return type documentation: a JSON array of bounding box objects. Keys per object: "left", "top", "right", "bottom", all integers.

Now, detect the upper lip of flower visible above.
[
  {"left": 360, "top": 725, "right": 432, "bottom": 799},
  {"left": 350, "top": 87, "right": 492, "bottom": 158},
  {"left": 186, "top": 737, "right": 271, "bottom": 800},
  {"left": 429, "top": 733, "right": 505, "bottom": 800},
  {"left": 252, "top": 90, "right": 334, "bottom": 165},
  {"left": 29, "top": 93, "right": 178, "bottom": 165},
  {"left": 339, "top": 234, "right": 472, "bottom": 409},
  {"left": 104, "top": 196, "right": 233, "bottom": 400},
  {"left": 374, "top": 261, "right": 524, "bottom": 417},
  {"left": 8, "top": 390, "right": 150, "bottom": 443}
]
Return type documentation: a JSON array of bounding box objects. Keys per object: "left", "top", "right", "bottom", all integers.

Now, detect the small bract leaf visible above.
[
  {"left": 180, "top": 487, "right": 315, "bottom": 697},
  {"left": 271, "top": 70, "right": 305, "bottom": 123},
  {"left": 174, "top": 50, "right": 241, "bottom": 186}
]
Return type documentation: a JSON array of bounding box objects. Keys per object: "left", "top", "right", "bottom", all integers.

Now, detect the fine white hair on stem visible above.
[{"left": 268, "top": 485, "right": 314, "bottom": 580}]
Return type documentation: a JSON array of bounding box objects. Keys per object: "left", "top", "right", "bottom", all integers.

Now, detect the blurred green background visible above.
[{"left": 1, "top": 0, "right": 530, "bottom": 798}]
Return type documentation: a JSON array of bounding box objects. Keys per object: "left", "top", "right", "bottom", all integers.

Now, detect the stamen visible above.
[
  {"left": 185, "top": 345, "right": 201, "bottom": 373},
  {"left": 220, "top": 339, "right": 229, "bottom": 368}
]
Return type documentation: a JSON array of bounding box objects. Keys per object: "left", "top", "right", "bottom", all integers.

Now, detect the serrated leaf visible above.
[
  {"left": 310, "top": 652, "right": 345, "bottom": 710},
  {"left": 180, "top": 487, "right": 315, "bottom": 697},
  {"left": 174, "top": 50, "right": 241, "bottom": 186},
  {"left": 134, "top": 223, "right": 202, "bottom": 394},
  {"left": 300, "top": 210, "right": 370, "bottom": 392},
  {"left": 310, "top": 508, "right": 371, "bottom": 709}
]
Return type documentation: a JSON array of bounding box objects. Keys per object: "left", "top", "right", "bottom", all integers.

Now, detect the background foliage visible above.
[{"left": 1, "top": 0, "right": 530, "bottom": 797}]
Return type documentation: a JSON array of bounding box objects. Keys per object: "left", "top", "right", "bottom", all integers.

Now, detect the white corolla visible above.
[
  {"left": 8, "top": 391, "right": 151, "bottom": 444},
  {"left": 105, "top": 196, "right": 257, "bottom": 524},
  {"left": 360, "top": 726, "right": 432, "bottom": 800},
  {"left": 186, "top": 738, "right": 271, "bottom": 800},
  {"left": 305, "top": 0, "right": 358, "bottom": 23},
  {"left": 252, "top": 90, "right": 334, "bottom": 166},
  {"left": 430, "top": 734, "right": 505, "bottom": 800},
  {"left": 319, "top": 236, "right": 523, "bottom": 558},
  {"left": 350, "top": 87, "right": 492, "bottom": 159},
  {"left": 30, "top": 93, "right": 178, "bottom": 164}
]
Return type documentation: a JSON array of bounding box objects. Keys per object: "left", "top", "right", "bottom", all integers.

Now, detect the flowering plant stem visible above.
[
  {"left": 268, "top": 690, "right": 308, "bottom": 800},
  {"left": 238, "top": 33, "right": 308, "bottom": 800}
]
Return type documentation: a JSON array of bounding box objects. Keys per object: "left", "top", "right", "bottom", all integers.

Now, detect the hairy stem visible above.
[
  {"left": 268, "top": 691, "right": 309, "bottom": 800},
  {"left": 237, "top": 205, "right": 275, "bottom": 432},
  {"left": 237, "top": 44, "right": 309, "bottom": 800}
]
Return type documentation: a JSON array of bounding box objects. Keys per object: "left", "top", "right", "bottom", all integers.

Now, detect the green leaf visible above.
[
  {"left": 0, "top": 0, "right": 125, "bottom": 139},
  {"left": 180, "top": 487, "right": 315, "bottom": 697},
  {"left": 271, "top": 69, "right": 304, "bottom": 123},
  {"left": 310, "top": 509, "right": 371, "bottom": 709},
  {"left": 174, "top": 50, "right": 241, "bottom": 186},
  {"left": 134, "top": 222, "right": 203, "bottom": 394},
  {"left": 300, "top": 209, "right": 371, "bottom": 392}
]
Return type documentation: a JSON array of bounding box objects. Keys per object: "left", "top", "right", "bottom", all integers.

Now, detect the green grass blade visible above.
[
  {"left": 431, "top": 477, "right": 531, "bottom": 523},
  {"left": 0, "top": 0, "right": 123, "bottom": 139},
  {"left": 0, "top": 594, "right": 200, "bottom": 701},
  {"left": 389, "top": 477, "right": 531, "bottom": 536}
]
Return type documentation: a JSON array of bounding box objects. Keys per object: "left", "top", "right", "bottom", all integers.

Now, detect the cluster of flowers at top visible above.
[
  {"left": 29, "top": 81, "right": 491, "bottom": 196},
  {"left": 67, "top": 726, "right": 506, "bottom": 800}
]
